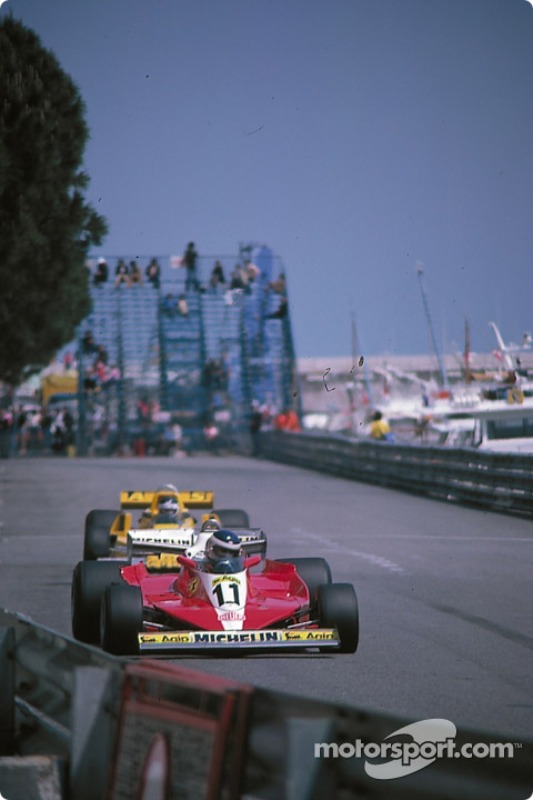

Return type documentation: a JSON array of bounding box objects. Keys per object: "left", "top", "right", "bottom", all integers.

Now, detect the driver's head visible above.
[
  {"left": 201, "top": 516, "right": 222, "bottom": 533},
  {"left": 205, "top": 529, "right": 244, "bottom": 573},
  {"left": 157, "top": 483, "right": 179, "bottom": 495},
  {"left": 156, "top": 495, "right": 180, "bottom": 521}
]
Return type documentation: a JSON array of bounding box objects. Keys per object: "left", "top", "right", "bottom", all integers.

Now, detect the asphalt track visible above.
[{"left": 0, "top": 454, "right": 532, "bottom": 743}]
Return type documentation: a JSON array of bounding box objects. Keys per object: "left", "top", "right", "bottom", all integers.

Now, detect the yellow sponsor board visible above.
[{"left": 138, "top": 629, "right": 338, "bottom": 648}]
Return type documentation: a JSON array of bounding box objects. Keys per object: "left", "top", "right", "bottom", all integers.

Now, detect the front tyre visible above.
[
  {"left": 318, "top": 583, "right": 359, "bottom": 654},
  {"left": 71, "top": 560, "right": 128, "bottom": 644},
  {"left": 100, "top": 583, "right": 143, "bottom": 656}
]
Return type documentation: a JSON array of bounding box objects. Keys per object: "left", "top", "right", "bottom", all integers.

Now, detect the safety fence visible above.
[
  {"left": 0, "top": 610, "right": 531, "bottom": 799},
  {"left": 257, "top": 431, "right": 533, "bottom": 518}
]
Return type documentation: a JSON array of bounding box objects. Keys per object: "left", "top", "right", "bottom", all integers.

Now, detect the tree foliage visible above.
[{"left": 0, "top": 17, "right": 107, "bottom": 385}]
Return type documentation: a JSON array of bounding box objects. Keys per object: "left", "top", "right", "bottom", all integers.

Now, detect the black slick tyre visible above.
[
  {"left": 100, "top": 583, "right": 143, "bottom": 656},
  {"left": 318, "top": 583, "right": 359, "bottom": 654},
  {"left": 83, "top": 509, "right": 117, "bottom": 560},
  {"left": 71, "top": 559, "right": 128, "bottom": 643}
]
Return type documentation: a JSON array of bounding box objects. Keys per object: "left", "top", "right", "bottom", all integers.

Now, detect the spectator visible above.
[
  {"left": 102, "top": 364, "right": 120, "bottom": 385},
  {"left": 274, "top": 408, "right": 301, "bottom": 432},
  {"left": 369, "top": 410, "right": 393, "bottom": 441},
  {"left": 177, "top": 294, "right": 189, "bottom": 317},
  {"left": 114, "top": 259, "right": 129, "bottom": 287},
  {"left": 162, "top": 294, "right": 176, "bottom": 317},
  {"left": 183, "top": 242, "right": 199, "bottom": 291},
  {"left": 267, "top": 272, "right": 286, "bottom": 295},
  {"left": 146, "top": 258, "right": 161, "bottom": 288},
  {"left": 0, "top": 408, "right": 13, "bottom": 459},
  {"left": 93, "top": 258, "right": 108, "bottom": 286},
  {"left": 203, "top": 419, "right": 220, "bottom": 453},
  {"left": 82, "top": 330, "right": 97, "bottom": 355},
  {"left": 50, "top": 410, "right": 67, "bottom": 453},
  {"left": 96, "top": 344, "right": 108, "bottom": 364},
  {"left": 160, "top": 423, "right": 184, "bottom": 457},
  {"left": 15, "top": 407, "right": 29, "bottom": 455},
  {"left": 129, "top": 260, "right": 143, "bottom": 285},
  {"left": 63, "top": 408, "right": 75, "bottom": 452},
  {"left": 244, "top": 259, "right": 261, "bottom": 284},
  {"left": 229, "top": 265, "right": 245, "bottom": 290},
  {"left": 209, "top": 260, "right": 226, "bottom": 292},
  {"left": 250, "top": 400, "right": 262, "bottom": 455},
  {"left": 137, "top": 397, "right": 151, "bottom": 422},
  {"left": 265, "top": 296, "right": 288, "bottom": 319}
]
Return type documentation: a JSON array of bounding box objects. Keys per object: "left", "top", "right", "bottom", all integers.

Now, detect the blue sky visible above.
[{"left": 6, "top": 0, "right": 533, "bottom": 360}]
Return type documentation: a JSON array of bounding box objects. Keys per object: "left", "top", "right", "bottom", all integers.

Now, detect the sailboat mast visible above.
[{"left": 416, "top": 263, "right": 449, "bottom": 390}]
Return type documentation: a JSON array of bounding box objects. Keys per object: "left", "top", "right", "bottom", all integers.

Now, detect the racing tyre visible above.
[
  {"left": 317, "top": 583, "right": 359, "bottom": 654},
  {"left": 100, "top": 583, "right": 143, "bottom": 656},
  {"left": 83, "top": 509, "right": 117, "bottom": 560},
  {"left": 71, "top": 560, "right": 128, "bottom": 643},
  {"left": 213, "top": 508, "right": 250, "bottom": 528},
  {"left": 277, "top": 557, "right": 332, "bottom": 608}
]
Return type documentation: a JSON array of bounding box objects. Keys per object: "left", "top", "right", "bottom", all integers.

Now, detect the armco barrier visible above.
[
  {"left": 0, "top": 610, "right": 123, "bottom": 799},
  {"left": 258, "top": 431, "right": 533, "bottom": 517},
  {"left": 1, "top": 610, "right": 532, "bottom": 799}
]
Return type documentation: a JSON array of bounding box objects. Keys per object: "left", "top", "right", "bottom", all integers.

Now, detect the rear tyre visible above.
[
  {"left": 100, "top": 583, "right": 143, "bottom": 656},
  {"left": 83, "top": 509, "right": 117, "bottom": 560},
  {"left": 213, "top": 508, "right": 250, "bottom": 528},
  {"left": 277, "top": 557, "right": 332, "bottom": 608},
  {"left": 71, "top": 560, "right": 128, "bottom": 643},
  {"left": 318, "top": 583, "right": 359, "bottom": 653}
]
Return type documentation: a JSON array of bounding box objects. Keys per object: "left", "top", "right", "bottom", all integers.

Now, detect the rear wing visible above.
[
  {"left": 120, "top": 490, "right": 215, "bottom": 510},
  {"left": 237, "top": 528, "right": 268, "bottom": 558}
]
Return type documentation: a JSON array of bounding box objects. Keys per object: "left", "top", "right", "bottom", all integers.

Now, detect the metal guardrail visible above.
[
  {"left": 0, "top": 610, "right": 123, "bottom": 799},
  {"left": 258, "top": 431, "right": 533, "bottom": 517}
]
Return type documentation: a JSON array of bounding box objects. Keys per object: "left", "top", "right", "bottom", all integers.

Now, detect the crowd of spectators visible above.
[
  {"left": 88, "top": 249, "right": 292, "bottom": 317},
  {"left": 3, "top": 245, "right": 296, "bottom": 460},
  {"left": 81, "top": 330, "right": 120, "bottom": 392},
  {"left": 90, "top": 257, "right": 162, "bottom": 289},
  {"left": 0, "top": 403, "right": 76, "bottom": 457}
]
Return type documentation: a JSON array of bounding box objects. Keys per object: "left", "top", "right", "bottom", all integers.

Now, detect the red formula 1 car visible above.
[{"left": 71, "top": 531, "right": 359, "bottom": 657}]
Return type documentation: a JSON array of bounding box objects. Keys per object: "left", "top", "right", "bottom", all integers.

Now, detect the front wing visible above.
[{"left": 138, "top": 628, "right": 340, "bottom": 653}]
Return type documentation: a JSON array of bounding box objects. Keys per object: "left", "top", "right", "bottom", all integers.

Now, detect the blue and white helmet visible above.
[{"left": 206, "top": 529, "right": 244, "bottom": 573}]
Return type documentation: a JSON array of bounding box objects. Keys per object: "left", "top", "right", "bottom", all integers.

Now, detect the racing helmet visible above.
[
  {"left": 206, "top": 529, "right": 244, "bottom": 574},
  {"left": 201, "top": 516, "right": 222, "bottom": 533},
  {"left": 157, "top": 483, "right": 179, "bottom": 495},
  {"left": 156, "top": 495, "right": 180, "bottom": 522}
]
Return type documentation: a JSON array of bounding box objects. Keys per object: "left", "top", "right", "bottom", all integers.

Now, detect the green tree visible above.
[{"left": 0, "top": 17, "right": 107, "bottom": 386}]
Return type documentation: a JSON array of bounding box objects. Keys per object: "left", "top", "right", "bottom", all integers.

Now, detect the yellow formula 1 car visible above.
[{"left": 83, "top": 484, "right": 265, "bottom": 562}]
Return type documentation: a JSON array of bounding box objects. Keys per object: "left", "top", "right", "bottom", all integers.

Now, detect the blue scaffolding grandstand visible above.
[{"left": 75, "top": 245, "right": 300, "bottom": 453}]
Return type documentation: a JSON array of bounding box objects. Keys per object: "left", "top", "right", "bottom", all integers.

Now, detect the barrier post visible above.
[{"left": 70, "top": 666, "right": 123, "bottom": 800}]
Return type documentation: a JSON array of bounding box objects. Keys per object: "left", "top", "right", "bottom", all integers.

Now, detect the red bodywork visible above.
[{"left": 120, "top": 558, "right": 311, "bottom": 631}]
